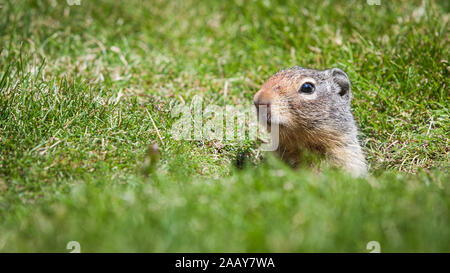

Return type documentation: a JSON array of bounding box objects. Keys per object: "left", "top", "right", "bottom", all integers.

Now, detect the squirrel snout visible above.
[{"left": 253, "top": 90, "right": 272, "bottom": 108}]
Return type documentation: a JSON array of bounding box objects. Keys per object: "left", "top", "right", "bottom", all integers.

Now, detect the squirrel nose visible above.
[{"left": 253, "top": 91, "right": 272, "bottom": 108}]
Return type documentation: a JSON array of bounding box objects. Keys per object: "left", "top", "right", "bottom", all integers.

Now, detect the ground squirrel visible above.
[{"left": 253, "top": 66, "right": 367, "bottom": 176}]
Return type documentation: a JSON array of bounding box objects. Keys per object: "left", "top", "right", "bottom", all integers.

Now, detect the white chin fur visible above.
[{"left": 270, "top": 107, "right": 288, "bottom": 125}]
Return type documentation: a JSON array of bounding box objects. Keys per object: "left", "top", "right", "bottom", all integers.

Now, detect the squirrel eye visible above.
[{"left": 299, "top": 82, "right": 315, "bottom": 94}]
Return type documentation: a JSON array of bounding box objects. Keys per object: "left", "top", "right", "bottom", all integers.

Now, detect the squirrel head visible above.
[{"left": 253, "top": 66, "right": 355, "bottom": 145}]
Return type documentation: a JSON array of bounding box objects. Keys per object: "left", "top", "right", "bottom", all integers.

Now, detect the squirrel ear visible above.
[{"left": 330, "top": 68, "right": 351, "bottom": 99}]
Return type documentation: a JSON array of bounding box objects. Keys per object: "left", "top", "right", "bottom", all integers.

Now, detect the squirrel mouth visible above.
[{"left": 255, "top": 106, "right": 273, "bottom": 126}]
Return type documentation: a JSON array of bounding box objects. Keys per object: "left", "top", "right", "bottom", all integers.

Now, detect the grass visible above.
[{"left": 0, "top": 0, "right": 449, "bottom": 252}]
